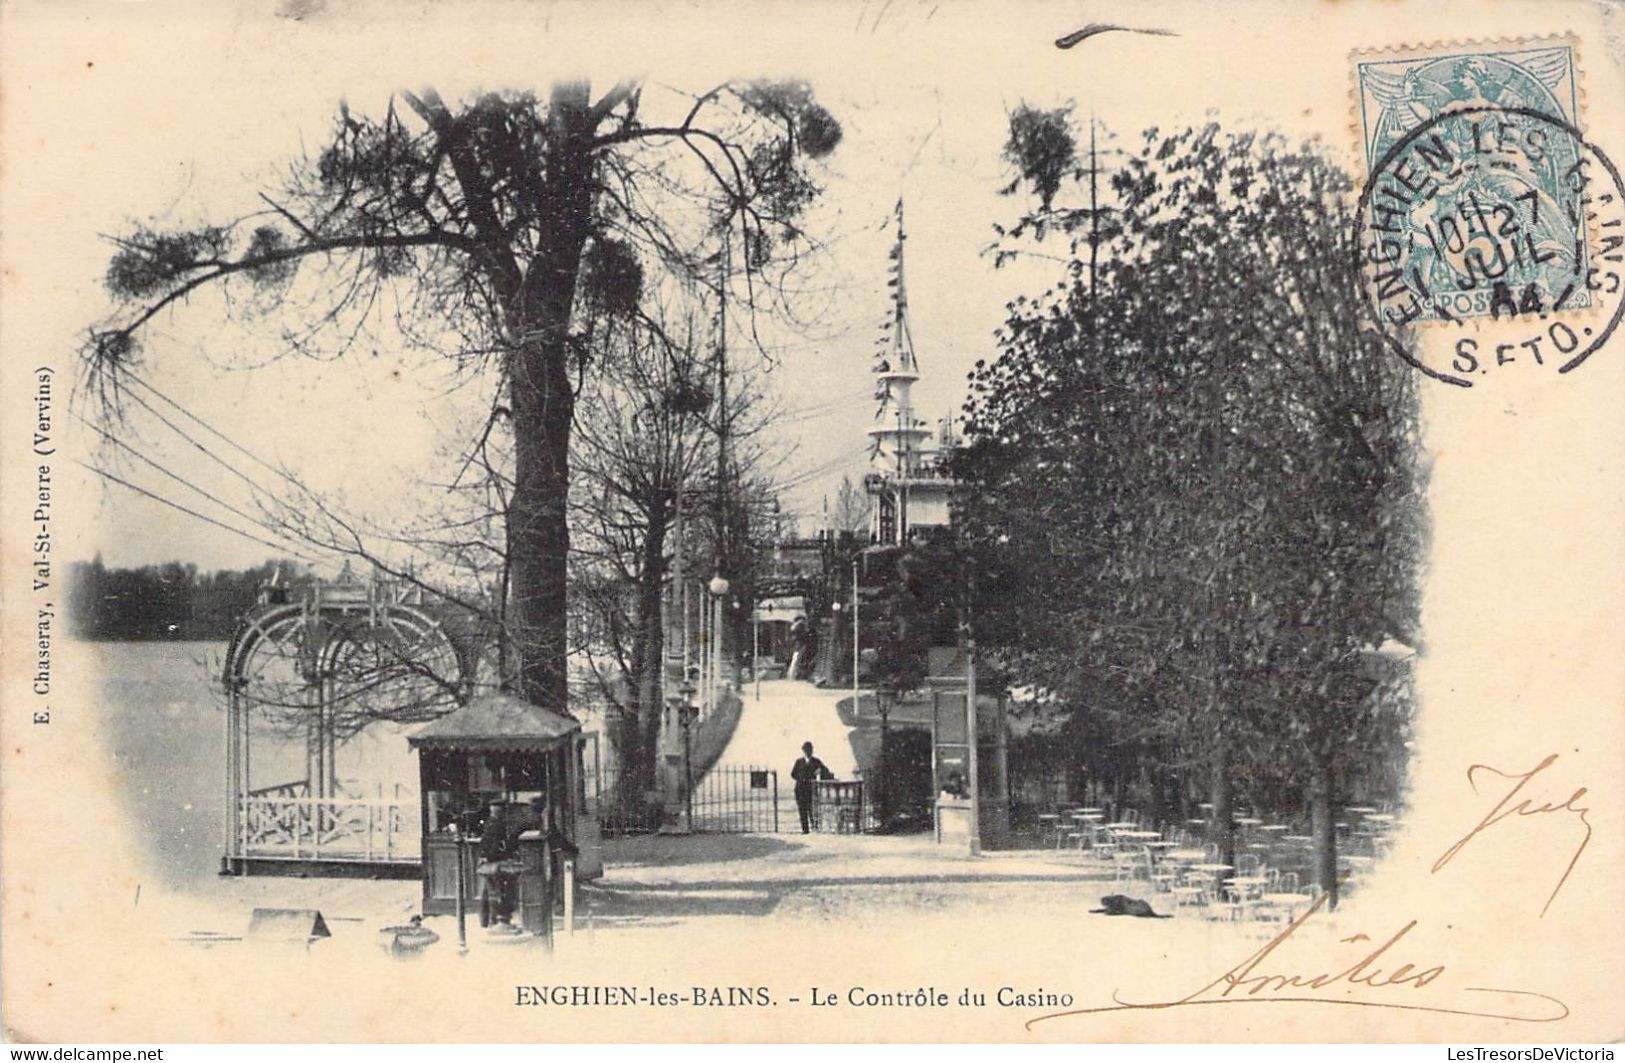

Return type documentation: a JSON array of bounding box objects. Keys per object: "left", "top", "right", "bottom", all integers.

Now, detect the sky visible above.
[{"left": 3, "top": 0, "right": 1378, "bottom": 575}]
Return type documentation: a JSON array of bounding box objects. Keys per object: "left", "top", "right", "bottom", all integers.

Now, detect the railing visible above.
[
  {"left": 809, "top": 779, "right": 876, "bottom": 834},
  {"left": 598, "top": 764, "right": 785, "bottom": 834},
  {"left": 238, "top": 793, "right": 418, "bottom": 862}
]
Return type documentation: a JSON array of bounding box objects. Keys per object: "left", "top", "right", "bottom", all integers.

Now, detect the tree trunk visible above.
[
  {"left": 1309, "top": 751, "right": 1339, "bottom": 909},
  {"left": 508, "top": 368, "right": 574, "bottom": 710},
  {"left": 506, "top": 81, "right": 596, "bottom": 712},
  {"left": 1211, "top": 733, "right": 1236, "bottom": 874}
]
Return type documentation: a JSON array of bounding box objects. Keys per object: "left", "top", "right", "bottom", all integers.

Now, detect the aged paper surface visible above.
[{"left": 2, "top": 0, "right": 1622, "bottom": 1044}]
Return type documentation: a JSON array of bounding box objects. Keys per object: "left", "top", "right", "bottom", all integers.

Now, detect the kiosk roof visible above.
[{"left": 408, "top": 692, "right": 580, "bottom": 751}]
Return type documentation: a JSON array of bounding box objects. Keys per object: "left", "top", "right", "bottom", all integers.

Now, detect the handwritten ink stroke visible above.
[
  {"left": 1026, "top": 893, "right": 1569, "bottom": 1031},
  {"left": 1433, "top": 752, "right": 1593, "bottom": 916}
]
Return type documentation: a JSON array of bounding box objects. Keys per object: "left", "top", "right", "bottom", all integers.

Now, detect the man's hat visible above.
[{"left": 802, "top": 741, "right": 814, "bottom": 752}]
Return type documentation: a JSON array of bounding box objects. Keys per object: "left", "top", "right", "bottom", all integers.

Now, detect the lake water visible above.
[
  {"left": 94, "top": 640, "right": 609, "bottom": 893},
  {"left": 94, "top": 641, "right": 233, "bottom": 892}
]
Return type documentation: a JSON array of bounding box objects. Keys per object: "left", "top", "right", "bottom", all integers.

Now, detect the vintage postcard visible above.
[{"left": 2, "top": 0, "right": 1622, "bottom": 1045}]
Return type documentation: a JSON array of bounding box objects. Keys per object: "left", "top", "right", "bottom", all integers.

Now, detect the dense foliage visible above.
[
  {"left": 954, "top": 114, "right": 1427, "bottom": 899},
  {"left": 65, "top": 557, "right": 310, "bottom": 641}
]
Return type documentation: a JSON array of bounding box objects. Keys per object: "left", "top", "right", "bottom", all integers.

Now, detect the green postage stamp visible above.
[{"left": 1353, "top": 40, "right": 1596, "bottom": 324}]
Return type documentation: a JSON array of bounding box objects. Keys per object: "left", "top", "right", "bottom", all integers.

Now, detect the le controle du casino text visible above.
[{"left": 513, "top": 985, "right": 1074, "bottom": 1009}]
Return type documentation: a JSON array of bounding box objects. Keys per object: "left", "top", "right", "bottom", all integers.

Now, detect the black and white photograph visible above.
[{"left": 1, "top": 0, "right": 1622, "bottom": 1046}]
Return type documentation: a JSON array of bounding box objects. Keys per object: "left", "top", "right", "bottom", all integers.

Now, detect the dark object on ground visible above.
[
  {"left": 379, "top": 915, "right": 440, "bottom": 957},
  {"left": 246, "top": 907, "right": 332, "bottom": 941},
  {"left": 1090, "top": 894, "right": 1172, "bottom": 919}
]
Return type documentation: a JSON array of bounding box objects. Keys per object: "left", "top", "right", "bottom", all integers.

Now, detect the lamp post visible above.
[
  {"left": 852, "top": 559, "right": 862, "bottom": 717},
  {"left": 830, "top": 598, "right": 842, "bottom": 688},
  {"left": 752, "top": 600, "right": 762, "bottom": 701},
  {"left": 450, "top": 820, "right": 469, "bottom": 952},
  {"left": 708, "top": 574, "right": 730, "bottom": 713},
  {"left": 668, "top": 677, "right": 697, "bottom": 832},
  {"left": 876, "top": 685, "right": 892, "bottom": 827},
  {"left": 966, "top": 628, "right": 980, "bottom": 856}
]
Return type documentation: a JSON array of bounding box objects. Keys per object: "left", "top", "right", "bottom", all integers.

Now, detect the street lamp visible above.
[
  {"left": 852, "top": 559, "right": 860, "bottom": 722},
  {"left": 751, "top": 596, "right": 762, "bottom": 701},
  {"left": 829, "top": 600, "right": 842, "bottom": 689},
  {"left": 675, "top": 678, "right": 698, "bottom": 830},
  {"left": 706, "top": 575, "right": 730, "bottom": 710}
]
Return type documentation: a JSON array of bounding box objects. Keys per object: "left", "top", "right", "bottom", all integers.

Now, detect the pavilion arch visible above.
[{"left": 221, "top": 577, "right": 492, "bottom": 875}]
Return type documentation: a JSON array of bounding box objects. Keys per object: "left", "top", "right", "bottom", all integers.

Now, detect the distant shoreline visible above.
[{"left": 70, "top": 635, "right": 232, "bottom": 643}]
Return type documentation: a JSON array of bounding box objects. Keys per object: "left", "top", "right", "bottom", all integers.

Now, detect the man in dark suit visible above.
[
  {"left": 791, "top": 741, "right": 834, "bottom": 833},
  {"left": 477, "top": 802, "right": 519, "bottom": 925}
]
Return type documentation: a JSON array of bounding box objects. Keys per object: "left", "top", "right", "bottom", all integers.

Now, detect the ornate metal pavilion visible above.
[{"left": 220, "top": 572, "right": 491, "bottom": 876}]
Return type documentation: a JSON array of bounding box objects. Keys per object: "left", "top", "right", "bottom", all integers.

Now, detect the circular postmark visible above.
[{"left": 1355, "top": 104, "right": 1625, "bottom": 386}]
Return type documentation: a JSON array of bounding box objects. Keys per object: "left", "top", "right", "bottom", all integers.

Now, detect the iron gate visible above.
[
  {"left": 598, "top": 764, "right": 878, "bottom": 834},
  {"left": 690, "top": 765, "right": 781, "bottom": 833},
  {"left": 598, "top": 764, "right": 783, "bottom": 834}
]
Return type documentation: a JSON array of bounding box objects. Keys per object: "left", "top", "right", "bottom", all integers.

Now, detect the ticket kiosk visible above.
[{"left": 409, "top": 694, "right": 592, "bottom": 920}]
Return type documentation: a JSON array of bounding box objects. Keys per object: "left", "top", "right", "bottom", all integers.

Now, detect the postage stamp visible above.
[{"left": 1353, "top": 41, "right": 1594, "bottom": 324}]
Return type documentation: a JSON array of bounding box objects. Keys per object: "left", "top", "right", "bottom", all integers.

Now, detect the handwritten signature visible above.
[
  {"left": 1432, "top": 752, "right": 1592, "bottom": 917},
  {"left": 1026, "top": 892, "right": 1569, "bottom": 1030}
]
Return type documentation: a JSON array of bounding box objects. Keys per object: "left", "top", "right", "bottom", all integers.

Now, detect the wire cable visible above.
[
  {"left": 75, "top": 459, "right": 326, "bottom": 564},
  {"left": 75, "top": 412, "right": 337, "bottom": 562}
]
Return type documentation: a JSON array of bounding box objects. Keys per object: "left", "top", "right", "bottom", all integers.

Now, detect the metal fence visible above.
[
  {"left": 598, "top": 764, "right": 884, "bottom": 835},
  {"left": 691, "top": 765, "right": 781, "bottom": 833},
  {"left": 807, "top": 779, "right": 876, "bottom": 834}
]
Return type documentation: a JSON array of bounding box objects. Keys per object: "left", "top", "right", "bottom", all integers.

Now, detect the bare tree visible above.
[
  {"left": 829, "top": 473, "right": 873, "bottom": 535},
  {"left": 570, "top": 299, "right": 782, "bottom": 797},
  {"left": 85, "top": 80, "right": 841, "bottom": 715}
]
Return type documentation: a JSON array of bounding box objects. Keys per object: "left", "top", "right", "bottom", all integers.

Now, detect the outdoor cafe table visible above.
[
  {"left": 1235, "top": 817, "right": 1263, "bottom": 827},
  {"left": 1104, "top": 821, "right": 1138, "bottom": 830},
  {"left": 1185, "top": 863, "right": 1232, "bottom": 889},
  {"left": 1283, "top": 834, "right": 1312, "bottom": 844},
  {"left": 1167, "top": 849, "right": 1206, "bottom": 862},
  {"left": 1224, "top": 876, "right": 1270, "bottom": 904},
  {"left": 1345, "top": 806, "right": 1378, "bottom": 815},
  {"left": 1120, "top": 831, "right": 1161, "bottom": 841},
  {"left": 1077, "top": 807, "right": 1105, "bottom": 815},
  {"left": 1363, "top": 813, "right": 1397, "bottom": 825},
  {"left": 1260, "top": 824, "right": 1291, "bottom": 833}
]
